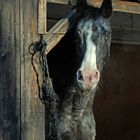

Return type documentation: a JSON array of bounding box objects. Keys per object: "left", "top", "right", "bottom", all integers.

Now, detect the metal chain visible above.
[{"left": 29, "top": 36, "right": 59, "bottom": 140}]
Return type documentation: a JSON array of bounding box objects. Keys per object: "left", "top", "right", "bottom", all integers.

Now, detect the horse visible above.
[{"left": 47, "top": 0, "right": 112, "bottom": 139}]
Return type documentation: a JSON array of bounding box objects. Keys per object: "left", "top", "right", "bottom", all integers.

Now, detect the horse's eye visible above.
[
  {"left": 75, "top": 29, "right": 83, "bottom": 41},
  {"left": 75, "top": 31, "right": 79, "bottom": 38}
]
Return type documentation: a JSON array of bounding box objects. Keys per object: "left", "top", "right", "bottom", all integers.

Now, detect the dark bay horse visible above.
[{"left": 48, "top": 0, "right": 112, "bottom": 139}]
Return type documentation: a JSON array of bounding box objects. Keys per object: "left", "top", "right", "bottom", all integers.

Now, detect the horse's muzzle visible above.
[{"left": 76, "top": 68, "right": 100, "bottom": 90}]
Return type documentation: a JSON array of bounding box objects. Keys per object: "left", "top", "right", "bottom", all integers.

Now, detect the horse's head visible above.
[{"left": 75, "top": 0, "right": 112, "bottom": 91}]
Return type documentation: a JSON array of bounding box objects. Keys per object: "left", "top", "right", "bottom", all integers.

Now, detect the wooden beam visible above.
[
  {"left": 47, "top": 0, "right": 140, "bottom": 14},
  {"left": 38, "top": 0, "right": 47, "bottom": 34},
  {"left": 94, "top": 0, "right": 140, "bottom": 14},
  {"left": 48, "top": 0, "right": 69, "bottom": 4},
  {"left": 20, "top": 0, "right": 45, "bottom": 140},
  {"left": 44, "top": 9, "right": 80, "bottom": 55},
  {"left": 0, "top": 0, "right": 45, "bottom": 140},
  {"left": 113, "top": 1, "right": 140, "bottom": 14},
  {"left": 0, "top": 0, "right": 21, "bottom": 139}
]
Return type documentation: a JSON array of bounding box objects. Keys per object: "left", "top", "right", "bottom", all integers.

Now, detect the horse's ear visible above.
[
  {"left": 100, "top": 0, "right": 112, "bottom": 18},
  {"left": 76, "top": 0, "right": 88, "bottom": 13}
]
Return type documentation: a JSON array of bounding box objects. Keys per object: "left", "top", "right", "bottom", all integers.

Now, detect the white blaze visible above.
[{"left": 79, "top": 20, "right": 97, "bottom": 72}]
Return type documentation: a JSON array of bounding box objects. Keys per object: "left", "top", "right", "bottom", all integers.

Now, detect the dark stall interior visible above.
[{"left": 94, "top": 44, "right": 140, "bottom": 140}]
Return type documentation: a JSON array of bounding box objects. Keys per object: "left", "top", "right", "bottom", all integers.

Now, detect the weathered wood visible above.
[
  {"left": 0, "top": 3, "right": 4, "bottom": 138},
  {"left": 44, "top": 9, "right": 79, "bottom": 55},
  {"left": 0, "top": 0, "right": 21, "bottom": 139},
  {"left": 94, "top": 0, "right": 140, "bottom": 14},
  {"left": 113, "top": 1, "right": 140, "bottom": 14},
  {"left": 112, "top": 27, "right": 140, "bottom": 45},
  {"left": 38, "top": 0, "right": 47, "bottom": 34},
  {"left": 48, "top": 0, "right": 69, "bottom": 4},
  {"left": 20, "top": 0, "right": 45, "bottom": 140},
  {"left": 48, "top": 0, "right": 140, "bottom": 14},
  {"left": 0, "top": 0, "right": 45, "bottom": 140}
]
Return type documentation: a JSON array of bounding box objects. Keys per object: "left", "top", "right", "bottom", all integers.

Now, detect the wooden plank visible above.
[
  {"left": 20, "top": 0, "right": 45, "bottom": 140},
  {"left": 0, "top": 0, "right": 21, "bottom": 139},
  {"left": 0, "top": 59, "right": 3, "bottom": 140},
  {"left": 113, "top": 1, "right": 140, "bottom": 14},
  {"left": 112, "top": 27, "right": 140, "bottom": 45},
  {"left": 48, "top": 0, "right": 69, "bottom": 4},
  {"left": 44, "top": 9, "right": 79, "bottom": 55},
  {"left": 0, "top": 3, "right": 3, "bottom": 139},
  {"left": 0, "top": 2, "right": 3, "bottom": 138},
  {"left": 38, "top": 0, "right": 47, "bottom": 34},
  {"left": 48, "top": 0, "right": 140, "bottom": 14},
  {"left": 94, "top": 0, "right": 140, "bottom": 14},
  {"left": 0, "top": 0, "right": 45, "bottom": 140}
]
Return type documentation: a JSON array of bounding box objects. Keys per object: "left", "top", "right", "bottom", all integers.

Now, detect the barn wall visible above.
[
  {"left": 0, "top": 0, "right": 45, "bottom": 140},
  {"left": 0, "top": 1, "right": 22, "bottom": 139},
  {"left": 111, "top": 12, "right": 140, "bottom": 44},
  {"left": 94, "top": 44, "right": 140, "bottom": 140}
]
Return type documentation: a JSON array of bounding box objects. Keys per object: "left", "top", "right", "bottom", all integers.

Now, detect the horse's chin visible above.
[{"left": 77, "top": 82, "right": 98, "bottom": 91}]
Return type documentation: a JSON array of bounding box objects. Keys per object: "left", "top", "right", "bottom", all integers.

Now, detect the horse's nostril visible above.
[
  {"left": 77, "top": 70, "right": 83, "bottom": 82},
  {"left": 94, "top": 71, "right": 99, "bottom": 79},
  {"left": 93, "top": 70, "right": 100, "bottom": 83}
]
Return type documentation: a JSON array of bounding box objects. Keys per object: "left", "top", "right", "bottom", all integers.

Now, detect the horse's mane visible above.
[{"left": 81, "top": 6, "right": 101, "bottom": 21}]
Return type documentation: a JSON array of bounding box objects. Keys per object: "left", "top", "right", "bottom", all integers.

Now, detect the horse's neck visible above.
[
  {"left": 60, "top": 83, "right": 96, "bottom": 121},
  {"left": 83, "top": 89, "right": 96, "bottom": 115},
  {"left": 68, "top": 83, "right": 96, "bottom": 116}
]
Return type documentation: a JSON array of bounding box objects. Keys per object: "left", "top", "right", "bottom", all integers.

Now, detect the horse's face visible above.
[{"left": 76, "top": 0, "right": 112, "bottom": 91}]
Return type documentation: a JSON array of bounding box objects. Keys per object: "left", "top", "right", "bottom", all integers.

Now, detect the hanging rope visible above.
[{"left": 29, "top": 35, "right": 59, "bottom": 140}]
